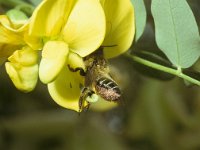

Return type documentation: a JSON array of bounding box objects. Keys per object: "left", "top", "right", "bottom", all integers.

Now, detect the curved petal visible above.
[
  {"left": 6, "top": 62, "right": 38, "bottom": 92},
  {"left": 0, "top": 15, "right": 29, "bottom": 32},
  {"left": 100, "top": 0, "right": 135, "bottom": 58},
  {"left": 8, "top": 46, "right": 38, "bottom": 65},
  {"left": 62, "top": 0, "right": 106, "bottom": 57},
  {"left": 0, "top": 16, "right": 24, "bottom": 45},
  {"left": 0, "top": 15, "right": 11, "bottom": 27},
  {"left": 5, "top": 48, "right": 38, "bottom": 92},
  {"left": 68, "top": 52, "right": 85, "bottom": 70},
  {"left": 0, "top": 15, "right": 41, "bottom": 51},
  {"left": 24, "top": 32, "right": 43, "bottom": 50},
  {"left": 39, "top": 41, "right": 69, "bottom": 84},
  {"left": 29, "top": 0, "right": 77, "bottom": 37},
  {"left": 48, "top": 67, "right": 84, "bottom": 112}
]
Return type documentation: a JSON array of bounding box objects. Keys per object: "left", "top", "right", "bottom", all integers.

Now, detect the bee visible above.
[{"left": 68, "top": 47, "right": 121, "bottom": 112}]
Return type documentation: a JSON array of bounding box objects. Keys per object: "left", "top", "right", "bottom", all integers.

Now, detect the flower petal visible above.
[
  {"left": 0, "top": 15, "right": 24, "bottom": 44},
  {"left": 8, "top": 46, "right": 38, "bottom": 65},
  {"left": 24, "top": 33, "right": 43, "bottom": 50},
  {"left": 39, "top": 41, "right": 69, "bottom": 84},
  {"left": 5, "top": 48, "right": 38, "bottom": 92},
  {"left": 6, "top": 63, "right": 38, "bottom": 92},
  {"left": 62, "top": 0, "right": 106, "bottom": 57},
  {"left": 68, "top": 52, "right": 85, "bottom": 70},
  {"left": 100, "top": 0, "right": 135, "bottom": 58},
  {"left": 48, "top": 67, "right": 84, "bottom": 112},
  {"left": 0, "top": 15, "right": 29, "bottom": 32},
  {"left": 29, "top": 0, "right": 76, "bottom": 37},
  {"left": 0, "top": 15, "right": 11, "bottom": 27}
]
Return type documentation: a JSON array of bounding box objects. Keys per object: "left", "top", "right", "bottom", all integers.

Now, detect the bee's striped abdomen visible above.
[{"left": 95, "top": 77, "right": 121, "bottom": 101}]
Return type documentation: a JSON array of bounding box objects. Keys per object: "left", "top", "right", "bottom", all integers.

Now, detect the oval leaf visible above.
[
  {"left": 131, "top": 0, "right": 147, "bottom": 41},
  {"left": 151, "top": 0, "right": 200, "bottom": 68}
]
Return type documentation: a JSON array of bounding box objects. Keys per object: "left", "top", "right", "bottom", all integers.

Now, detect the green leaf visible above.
[
  {"left": 131, "top": 0, "right": 147, "bottom": 41},
  {"left": 151, "top": 0, "right": 200, "bottom": 68}
]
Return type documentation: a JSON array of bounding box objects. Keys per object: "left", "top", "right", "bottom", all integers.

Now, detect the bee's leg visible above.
[
  {"left": 67, "top": 64, "right": 86, "bottom": 76},
  {"left": 79, "top": 87, "right": 94, "bottom": 112},
  {"left": 79, "top": 90, "right": 88, "bottom": 113}
]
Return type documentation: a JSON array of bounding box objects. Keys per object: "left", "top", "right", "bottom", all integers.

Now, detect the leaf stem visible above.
[{"left": 125, "top": 53, "right": 200, "bottom": 86}]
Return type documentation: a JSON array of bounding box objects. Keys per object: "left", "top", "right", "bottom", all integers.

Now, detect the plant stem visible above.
[{"left": 125, "top": 53, "right": 200, "bottom": 86}]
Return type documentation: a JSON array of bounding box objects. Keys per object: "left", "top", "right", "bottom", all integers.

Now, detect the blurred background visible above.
[{"left": 1, "top": 0, "right": 200, "bottom": 150}]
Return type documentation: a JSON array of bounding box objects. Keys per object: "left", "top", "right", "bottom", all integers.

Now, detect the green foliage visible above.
[
  {"left": 128, "top": 0, "right": 200, "bottom": 86},
  {"left": 131, "top": 0, "right": 147, "bottom": 41},
  {"left": 151, "top": 0, "right": 200, "bottom": 68},
  {"left": 29, "top": 0, "right": 42, "bottom": 6}
]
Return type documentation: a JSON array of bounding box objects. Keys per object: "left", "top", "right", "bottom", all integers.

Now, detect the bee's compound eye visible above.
[{"left": 86, "top": 93, "right": 99, "bottom": 103}]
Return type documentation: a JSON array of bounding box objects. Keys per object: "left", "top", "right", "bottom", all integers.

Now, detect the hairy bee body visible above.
[
  {"left": 68, "top": 48, "right": 121, "bottom": 111},
  {"left": 95, "top": 77, "right": 121, "bottom": 101},
  {"left": 83, "top": 49, "right": 121, "bottom": 103}
]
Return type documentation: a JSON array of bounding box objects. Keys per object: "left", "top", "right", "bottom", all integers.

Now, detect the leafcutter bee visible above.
[{"left": 68, "top": 47, "right": 121, "bottom": 112}]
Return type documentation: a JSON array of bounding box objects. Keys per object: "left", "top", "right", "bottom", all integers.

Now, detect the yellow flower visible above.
[
  {"left": 28, "top": 0, "right": 135, "bottom": 112},
  {"left": 29, "top": 0, "right": 106, "bottom": 111},
  {"left": 100, "top": 0, "right": 135, "bottom": 58},
  {"left": 0, "top": 15, "right": 40, "bottom": 92},
  {"left": 90, "top": 0, "right": 135, "bottom": 111}
]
